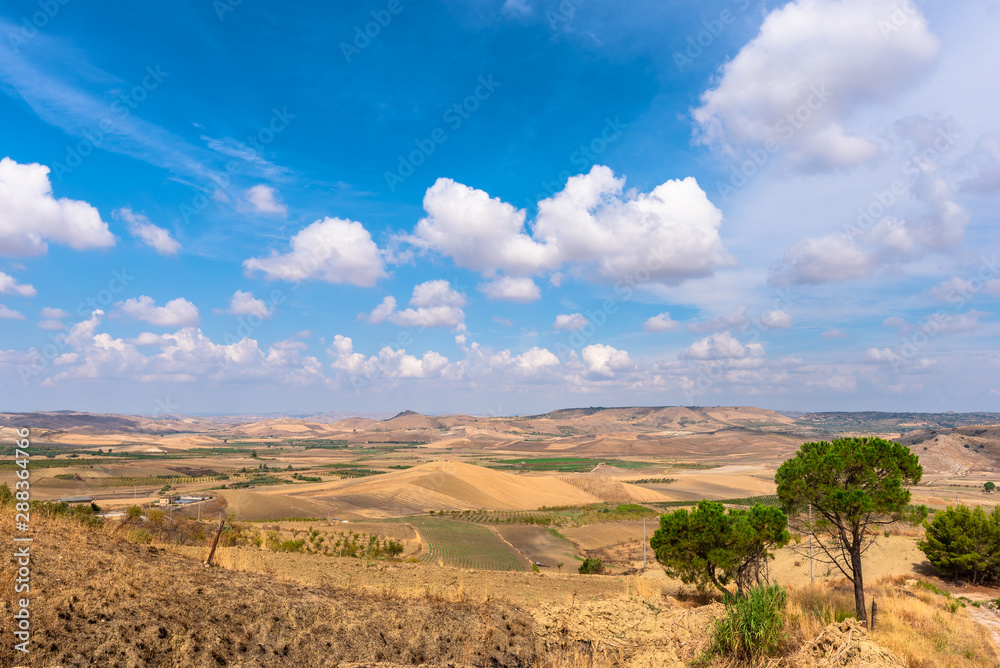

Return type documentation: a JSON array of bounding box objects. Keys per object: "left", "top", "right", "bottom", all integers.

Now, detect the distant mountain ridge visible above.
[{"left": 3, "top": 406, "right": 999, "bottom": 437}]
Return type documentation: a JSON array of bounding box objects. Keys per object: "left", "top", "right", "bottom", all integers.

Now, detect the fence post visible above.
[
  {"left": 205, "top": 515, "right": 225, "bottom": 566},
  {"left": 870, "top": 599, "right": 878, "bottom": 631}
]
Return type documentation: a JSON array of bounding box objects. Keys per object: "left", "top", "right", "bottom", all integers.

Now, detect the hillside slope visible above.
[
  {"left": 0, "top": 509, "right": 543, "bottom": 667},
  {"left": 275, "top": 461, "right": 671, "bottom": 517}
]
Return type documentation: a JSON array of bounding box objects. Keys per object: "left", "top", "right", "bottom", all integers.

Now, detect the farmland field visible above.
[
  {"left": 485, "top": 457, "right": 657, "bottom": 472},
  {"left": 492, "top": 525, "right": 579, "bottom": 571},
  {"left": 650, "top": 494, "right": 782, "bottom": 510},
  {"left": 401, "top": 517, "right": 529, "bottom": 571},
  {"left": 562, "top": 520, "right": 651, "bottom": 551}
]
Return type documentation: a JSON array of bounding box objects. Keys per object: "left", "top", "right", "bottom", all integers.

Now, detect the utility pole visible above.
[
  {"left": 809, "top": 504, "right": 814, "bottom": 584},
  {"left": 642, "top": 517, "right": 646, "bottom": 570}
]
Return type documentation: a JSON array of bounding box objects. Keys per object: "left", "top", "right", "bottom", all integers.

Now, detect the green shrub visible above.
[
  {"left": 707, "top": 584, "right": 787, "bottom": 663},
  {"left": 579, "top": 558, "right": 603, "bottom": 574},
  {"left": 128, "top": 528, "right": 154, "bottom": 544},
  {"left": 278, "top": 539, "right": 306, "bottom": 553}
]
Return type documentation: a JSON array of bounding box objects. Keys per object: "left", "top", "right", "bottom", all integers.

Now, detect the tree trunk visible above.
[
  {"left": 708, "top": 566, "right": 734, "bottom": 599},
  {"left": 850, "top": 547, "right": 867, "bottom": 624}
]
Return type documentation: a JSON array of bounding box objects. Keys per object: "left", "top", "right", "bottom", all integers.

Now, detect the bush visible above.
[
  {"left": 128, "top": 528, "right": 154, "bottom": 544},
  {"left": 919, "top": 504, "right": 999, "bottom": 585},
  {"left": 278, "top": 539, "right": 306, "bottom": 553},
  {"left": 707, "top": 584, "right": 787, "bottom": 663},
  {"left": 579, "top": 558, "right": 604, "bottom": 574}
]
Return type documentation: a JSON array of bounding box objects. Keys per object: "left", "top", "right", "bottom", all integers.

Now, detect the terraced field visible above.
[{"left": 403, "top": 517, "right": 528, "bottom": 571}]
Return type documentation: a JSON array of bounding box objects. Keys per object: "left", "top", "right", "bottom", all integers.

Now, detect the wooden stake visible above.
[
  {"left": 870, "top": 598, "right": 878, "bottom": 630},
  {"left": 205, "top": 515, "right": 225, "bottom": 566}
]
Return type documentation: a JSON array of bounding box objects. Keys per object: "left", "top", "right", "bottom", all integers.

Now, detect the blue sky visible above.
[{"left": 1, "top": 0, "right": 998, "bottom": 415}]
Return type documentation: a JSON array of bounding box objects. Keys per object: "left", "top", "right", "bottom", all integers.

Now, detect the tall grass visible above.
[
  {"left": 706, "top": 584, "right": 787, "bottom": 663},
  {"left": 781, "top": 578, "right": 998, "bottom": 668}
]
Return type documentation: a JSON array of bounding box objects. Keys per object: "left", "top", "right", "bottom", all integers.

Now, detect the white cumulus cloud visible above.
[
  {"left": 553, "top": 313, "right": 589, "bottom": 331},
  {"left": 760, "top": 310, "right": 793, "bottom": 329},
  {"left": 0, "top": 305, "right": 24, "bottom": 319},
  {"left": 644, "top": 312, "right": 680, "bottom": 332},
  {"left": 693, "top": 0, "right": 940, "bottom": 172},
  {"left": 0, "top": 272, "right": 36, "bottom": 297},
  {"left": 365, "top": 280, "right": 466, "bottom": 329},
  {"left": 327, "top": 334, "right": 450, "bottom": 379},
  {"left": 245, "top": 184, "right": 287, "bottom": 215},
  {"left": 0, "top": 157, "right": 115, "bottom": 256},
  {"left": 408, "top": 166, "right": 732, "bottom": 288},
  {"left": 218, "top": 290, "right": 273, "bottom": 319},
  {"left": 683, "top": 331, "right": 764, "bottom": 361},
  {"left": 479, "top": 276, "right": 542, "bottom": 302},
  {"left": 581, "top": 344, "right": 634, "bottom": 378},
  {"left": 243, "top": 217, "right": 387, "bottom": 287},
  {"left": 117, "top": 296, "right": 200, "bottom": 327}
]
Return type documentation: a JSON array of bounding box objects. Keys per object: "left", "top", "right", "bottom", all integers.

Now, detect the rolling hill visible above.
[{"left": 241, "top": 461, "right": 672, "bottom": 518}]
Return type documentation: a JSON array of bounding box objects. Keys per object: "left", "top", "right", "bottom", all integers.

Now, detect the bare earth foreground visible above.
[{"left": 3, "top": 507, "right": 998, "bottom": 668}]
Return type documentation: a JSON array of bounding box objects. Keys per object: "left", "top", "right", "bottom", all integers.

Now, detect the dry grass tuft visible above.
[{"left": 783, "top": 578, "right": 999, "bottom": 667}]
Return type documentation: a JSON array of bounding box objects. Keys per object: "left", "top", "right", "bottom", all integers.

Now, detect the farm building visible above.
[{"left": 56, "top": 496, "right": 93, "bottom": 504}]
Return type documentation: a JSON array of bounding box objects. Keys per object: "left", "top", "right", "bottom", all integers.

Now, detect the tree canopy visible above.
[
  {"left": 775, "top": 436, "right": 924, "bottom": 622},
  {"left": 650, "top": 500, "right": 790, "bottom": 597},
  {"left": 920, "top": 505, "right": 1000, "bottom": 585}
]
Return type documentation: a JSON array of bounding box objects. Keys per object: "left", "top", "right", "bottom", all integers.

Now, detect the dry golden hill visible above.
[
  {"left": 255, "top": 461, "right": 671, "bottom": 518},
  {"left": 0, "top": 411, "right": 222, "bottom": 435},
  {"left": 898, "top": 425, "right": 1000, "bottom": 475},
  {"left": 226, "top": 419, "right": 338, "bottom": 438},
  {"left": 330, "top": 416, "right": 384, "bottom": 431},
  {"left": 380, "top": 409, "right": 447, "bottom": 430}
]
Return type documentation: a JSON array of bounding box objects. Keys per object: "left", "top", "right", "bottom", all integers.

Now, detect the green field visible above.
[
  {"left": 439, "top": 503, "right": 660, "bottom": 528},
  {"left": 483, "top": 457, "right": 657, "bottom": 472},
  {"left": 651, "top": 494, "right": 783, "bottom": 509},
  {"left": 402, "top": 517, "right": 528, "bottom": 571}
]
